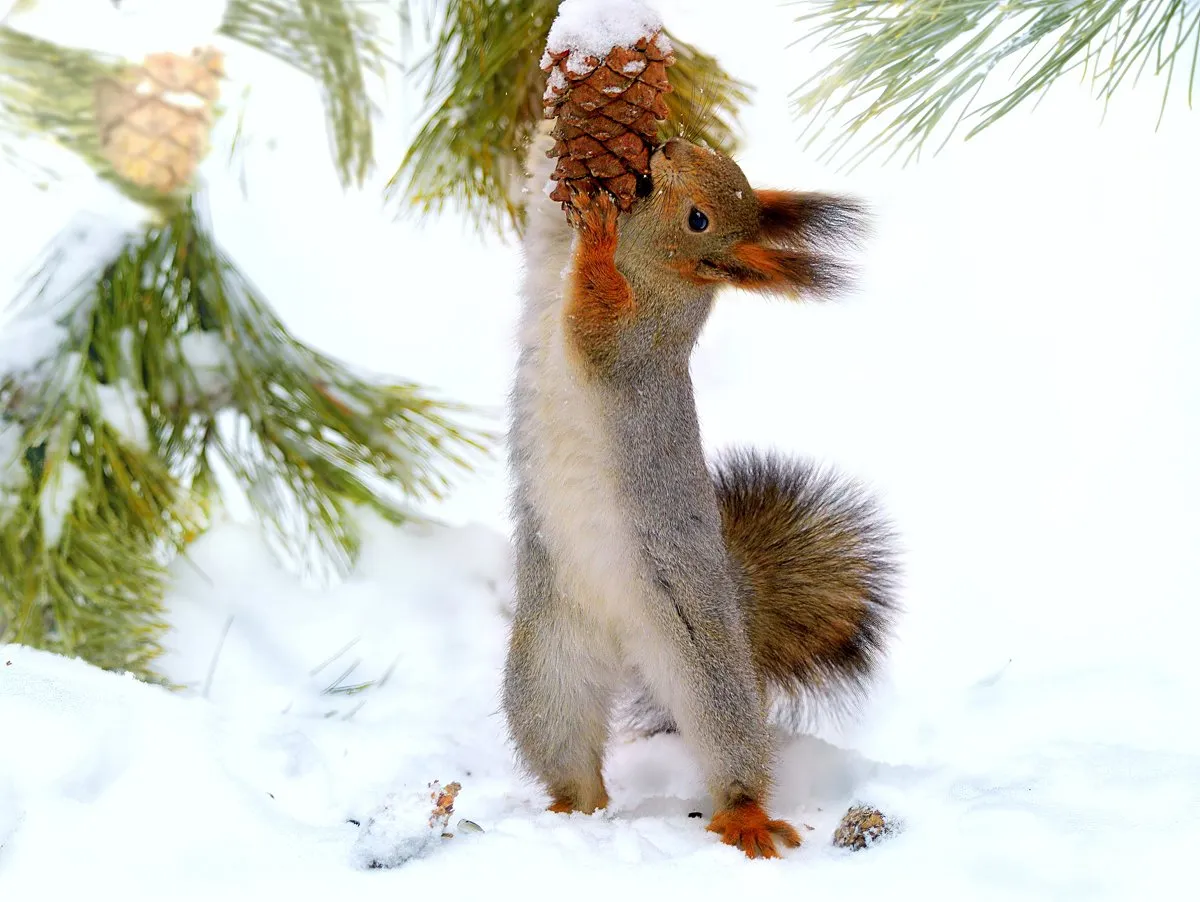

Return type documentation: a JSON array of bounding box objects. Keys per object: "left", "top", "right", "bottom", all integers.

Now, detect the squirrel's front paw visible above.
[
  {"left": 707, "top": 800, "right": 802, "bottom": 860},
  {"left": 568, "top": 185, "right": 620, "bottom": 248}
]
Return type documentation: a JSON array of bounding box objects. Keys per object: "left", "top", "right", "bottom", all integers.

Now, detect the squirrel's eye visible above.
[{"left": 688, "top": 208, "right": 709, "bottom": 232}]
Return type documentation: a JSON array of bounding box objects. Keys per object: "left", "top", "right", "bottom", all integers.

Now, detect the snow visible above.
[
  {"left": 0, "top": 419, "right": 28, "bottom": 518},
  {"left": 0, "top": 196, "right": 149, "bottom": 382},
  {"left": 547, "top": 0, "right": 663, "bottom": 65},
  {"left": 0, "top": 316, "right": 69, "bottom": 380},
  {"left": 96, "top": 381, "right": 150, "bottom": 450},
  {"left": 544, "top": 66, "right": 569, "bottom": 103},
  {"left": 37, "top": 458, "right": 84, "bottom": 547},
  {"left": 3, "top": 0, "right": 230, "bottom": 59},
  {"left": 351, "top": 781, "right": 462, "bottom": 870},
  {"left": 3, "top": 0, "right": 1200, "bottom": 897},
  {"left": 177, "top": 330, "right": 235, "bottom": 405},
  {"left": 161, "top": 91, "right": 211, "bottom": 111}
]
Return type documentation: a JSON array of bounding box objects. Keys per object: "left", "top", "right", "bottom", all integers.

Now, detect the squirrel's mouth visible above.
[{"left": 643, "top": 142, "right": 679, "bottom": 197}]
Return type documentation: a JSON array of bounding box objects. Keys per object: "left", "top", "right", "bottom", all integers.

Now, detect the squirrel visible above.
[{"left": 501, "top": 129, "right": 899, "bottom": 860}]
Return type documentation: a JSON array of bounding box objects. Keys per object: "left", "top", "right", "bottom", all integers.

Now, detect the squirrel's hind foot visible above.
[
  {"left": 547, "top": 784, "right": 610, "bottom": 815},
  {"left": 707, "top": 800, "right": 802, "bottom": 860}
]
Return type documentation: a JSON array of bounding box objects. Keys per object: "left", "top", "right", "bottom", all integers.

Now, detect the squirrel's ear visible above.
[
  {"left": 755, "top": 190, "right": 869, "bottom": 249},
  {"left": 699, "top": 243, "right": 853, "bottom": 298}
]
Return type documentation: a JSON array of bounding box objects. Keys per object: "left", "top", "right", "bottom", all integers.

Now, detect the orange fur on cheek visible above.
[
  {"left": 733, "top": 243, "right": 791, "bottom": 287},
  {"left": 720, "top": 242, "right": 826, "bottom": 297},
  {"left": 672, "top": 258, "right": 714, "bottom": 285}
]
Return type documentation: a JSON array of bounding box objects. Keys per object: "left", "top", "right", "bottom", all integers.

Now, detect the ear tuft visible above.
[{"left": 755, "top": 190, "right": 870, "bottom": 250}]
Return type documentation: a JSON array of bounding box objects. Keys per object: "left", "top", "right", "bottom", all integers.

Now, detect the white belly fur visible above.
[
  {"left": 518, "top": 286, "right": 648, "bottom": 629},
  {"left": 514, "top": 127, "right": 653, "bottom": 636}
]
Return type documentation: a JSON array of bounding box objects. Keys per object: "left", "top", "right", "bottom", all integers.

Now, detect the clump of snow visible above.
[
  {"left": 0, "top": 317, "right": 69, "bottom": 381},
  {"left": 160, "top": 91, "right": 210, "bottom": 111},
  {"left": 543, "top": 66, "right": 569, "bottom": 104},
  {"left": 117, "top": 326, "right": 137, "bottom": 368},
  {"left": 0, "top": 420, "right": 29, "bottom": 521},
  {"left": 546, "top": 0, "right": 663, "bottom": 65},
  {"left": 3, "top": 0, "right": 231, "bottom": 59},
  {"left": 179, "top": 330, "right": 230, "bottom": 368},
  {"left": 178, "top": 330, "right": 235, "bottom": 405},
  {"left": 96, "top": 381, "right": 150, "bottom": 451},
  {"left": 38, "top": 459, "right": 85, "bottom": 547},
  {"left": 350, "top": 781, "right": 459, "bottom": 869},
  {"left": 0, "top": 205, "right": 146, "bottom": 382},
  {"left": 0, "top": 421, "right": 24, "bottom": 481}
]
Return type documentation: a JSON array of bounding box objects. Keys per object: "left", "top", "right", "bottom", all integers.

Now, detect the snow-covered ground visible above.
[{"left": 3, "top": 1, "right": 1200, "bottom": 898}]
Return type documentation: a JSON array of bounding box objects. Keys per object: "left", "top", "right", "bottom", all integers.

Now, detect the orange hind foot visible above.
[{"left": 707, "top": 800, "right": 802, "bottom": 859}]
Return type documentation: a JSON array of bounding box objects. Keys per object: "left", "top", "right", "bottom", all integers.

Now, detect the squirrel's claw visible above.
[
  {"left": 568, "top": 186, "right": 620, "bottom": 246},
  {"left": 707, "top": 801, "right": 802, "bottom": 860}
]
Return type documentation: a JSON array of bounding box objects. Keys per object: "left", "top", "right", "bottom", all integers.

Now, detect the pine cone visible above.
[
  {"left": 542, "top": 32, "right": 675, "bottom": 213},
  {"left": 832, "top": 805, "right": 895, "bottom": 851},
  {"left": 94, "top": 48, "right": 224, "bottom": 195}
]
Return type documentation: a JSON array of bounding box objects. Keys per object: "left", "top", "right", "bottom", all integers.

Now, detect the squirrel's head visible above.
[{"left": 618, "top": 137, "right": 868, "bottom": 299}]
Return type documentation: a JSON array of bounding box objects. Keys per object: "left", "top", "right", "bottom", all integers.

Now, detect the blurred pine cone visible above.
[{"left": 94, "top": 48, "right": 223, "bottom": 195}]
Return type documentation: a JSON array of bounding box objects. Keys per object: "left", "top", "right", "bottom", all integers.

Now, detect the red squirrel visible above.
[{"left": 502, "top": 131, "right": 898, "bottom": 859}]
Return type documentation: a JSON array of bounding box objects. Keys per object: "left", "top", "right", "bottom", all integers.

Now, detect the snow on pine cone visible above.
[
  {"left": 541, "top": 30, "right": 675, "bottom": 212},
  {"left": 93, "top": 48, "right": 223, "bottom": 195}
]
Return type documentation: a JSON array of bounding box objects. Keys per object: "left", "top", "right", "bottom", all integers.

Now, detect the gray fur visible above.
[
  {"left": 500, "top": 136, "right": 886, "bottom": 822},
  {"left": 502, "top": 138, "right": 775, "bottom": 812}
]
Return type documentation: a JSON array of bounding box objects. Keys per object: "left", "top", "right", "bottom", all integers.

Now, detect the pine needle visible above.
[
  {"left": 386, "top": 0, "right": 752, "bottom": 235},
  {"left": 791, "top": 0, "right": 1200, "bottom": 169},
  {"left": 2, "top": 1, "right": 390, "bottom": 197},
  {"left": 0, "top": 26, "right": 151, "bottom": 200},
  {"left": 1, "top": 200, "right": 490, "bottom": 681},
  {"left": 220, "top": 0, "right": 390, "bottom": 188}
]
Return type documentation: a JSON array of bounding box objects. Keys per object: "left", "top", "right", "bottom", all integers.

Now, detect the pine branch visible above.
[
  {"left": 792, "top": 0, "right": 1200, "bottom": 169},
  {"left": 219, "top": 0, "right": 389, "bottom": 188},
  {"left": 0, "top": 26, "right": 146, "bottom": 198},
  {"left": 657, "top": 36, "right": 750, "bottom": 156},
  {"left": 1, "top": 201, "right": 491, "bottom": 679},
  {"left": 1, "top": 1, "right": 390, "bottom": 196},
  {"left": 1, "top": 278, "right": 200, "bottom": 681},
  {"left": 386, "top": 0, "right": 751, "bottom": 235}
]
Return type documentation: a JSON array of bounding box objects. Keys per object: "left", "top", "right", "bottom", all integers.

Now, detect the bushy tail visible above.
[
  {"left": 715, "top": 448, "right": 898, "bottom": 711},
  {"left": 621, "top": 448, "right": 899, "bottom": 736}
]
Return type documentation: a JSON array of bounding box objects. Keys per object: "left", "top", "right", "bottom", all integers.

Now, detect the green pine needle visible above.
[
  {"left": 386, "top": 0, "right": 752, "bottom": 235},
  {"left": 1, "top": 201, "right": 490, "bottom": 680},
  {"left": 792, "top": 0, "right": 1200, "bottom": 169},
  {"left": 0, "top": 26, "right": 142, "bottom": 198},
  {"left": 220, "top": 0, "right": 390, "bottom": 189},
  {"left": 2, "top": 1, "right": 389, "bottom": 198}
]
